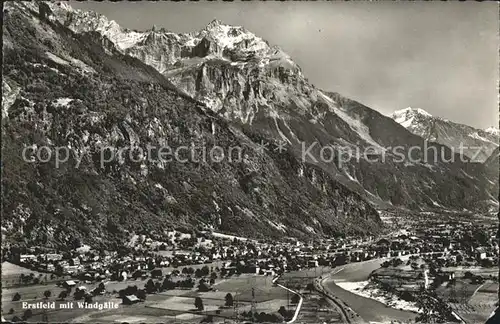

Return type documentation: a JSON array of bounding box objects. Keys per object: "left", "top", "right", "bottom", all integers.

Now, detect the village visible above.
[{"left": 1, "top": 218, "right": 497, "bottom": 323}]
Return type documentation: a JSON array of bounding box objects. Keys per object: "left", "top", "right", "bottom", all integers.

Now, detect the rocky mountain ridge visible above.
[
  {"left": 2, "top": 1, "right": 383, "bottom": 248},
  {"left": 9, "top": 1, "right": 500, "bottom": 211}
]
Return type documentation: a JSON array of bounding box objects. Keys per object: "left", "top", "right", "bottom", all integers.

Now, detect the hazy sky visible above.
[{"left": 71, "top": 1, "right": 498, "bottom": 129}]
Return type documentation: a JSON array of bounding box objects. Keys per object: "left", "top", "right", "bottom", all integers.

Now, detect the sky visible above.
[{"left": 71, "top": 1, "right": 498, "bottom": 129}]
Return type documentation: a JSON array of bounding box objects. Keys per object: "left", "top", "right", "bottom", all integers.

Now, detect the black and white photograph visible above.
[{"left": 1, "top": 1, "right": 499, "bottom": 323}]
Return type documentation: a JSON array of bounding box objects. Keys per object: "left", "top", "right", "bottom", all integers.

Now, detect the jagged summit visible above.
[
  {"left": 28, "top": 1, "right": 273, "bottom": 60},
  {"left": 390, "top": 107, "right": 433, "bottom": 130},
  {"left": 205, "top": 19, "right": 225, "bottom": 28}
]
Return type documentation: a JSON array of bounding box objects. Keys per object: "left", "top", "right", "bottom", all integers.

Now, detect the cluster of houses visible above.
[
  {"left": 3, "top": 231, "right": 373, "bottom": 284},
  {"left": 2, "top": 220, "right": 496, "bottom": 287},
  {"left": 368, "top": 222, "right": 498, "bottom": 268}
]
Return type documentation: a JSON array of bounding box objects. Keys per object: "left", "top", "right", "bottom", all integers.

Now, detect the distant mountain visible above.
[{"left": 391, "top": 107, "right": 499, "bottom": 162}]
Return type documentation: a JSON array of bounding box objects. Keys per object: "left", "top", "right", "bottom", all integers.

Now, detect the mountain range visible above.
[
  {"left": 2, "top": 1, "right": 498, "bottom": 248},
  {"left": 391, "top": 107, "right": 499, "bottom": 162}
]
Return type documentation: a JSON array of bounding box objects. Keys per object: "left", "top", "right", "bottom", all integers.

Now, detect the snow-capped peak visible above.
[
  {"left": 484, "top": 126, "right": 500, "bottom": 136},
  {"left": 205, "top": 19, "right": 225, "bottom": 29},
  {"left": 392, "top": 107, "right": 432, "bottom": 119},
  {"left": 197, "top": 20, "right": 269, "bottom": 54},
  {"left": 390, "top": 107, "right": 433, "bottom": 129}
]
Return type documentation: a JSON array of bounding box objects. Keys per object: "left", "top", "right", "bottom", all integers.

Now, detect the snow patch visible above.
[
  {"left": 469, "top": 132, "right": 499, "bottom": 145},
  {"left": 392, "top": 107, "right": 432, "bottom": 119},
  {"left": 53, "top": 98, "right": 74, "bottom": 107},
  {"left": 46, "top": 52, "right": 70, "bottom": 66},
  {"left": 273, "top": 117, "right": 292, "bottom": 145},
  {"left": 68, "top": 57, "right": 96, "bottom": 74},
  {"left": 344, "top": 170, "right": 359, "bottom": 183},
  {"left": 318, "top": 91, "right": 385, "bottom": 152},
  {"left": 398, "top": 116, "right": 415, "bottom": 128},
  {"left": 267, "top": 220, "right": 287, "bottom": 232},
  {"left": 305, "top": 225, "right": 315, "bottom": 233},
  {"left": 2, "top": 80, "right": 20, "bottom": 119}
]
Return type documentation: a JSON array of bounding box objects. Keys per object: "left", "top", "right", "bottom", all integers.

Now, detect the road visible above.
[
  {"left": 321, "top": 259, "right": 418, "bottom": 324},
  {"left": 272, "top": 276, "right": 303, "bottom": 323}
]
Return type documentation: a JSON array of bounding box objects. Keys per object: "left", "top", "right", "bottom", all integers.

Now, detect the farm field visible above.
[
  {"left": 279, "top": 267, "right": 345, "bottom": 323},
  {"left": 2, "top": 268, "right": 294, "bottom": 323},
  {"left": 1, "top": 262, "right": 72, "bottom": 288},
  {"left": 440, "top": 266, "right": 498, "bottom": 278},
  {"left": 450, "top": 280, "right": 498, "bottom": 324}
]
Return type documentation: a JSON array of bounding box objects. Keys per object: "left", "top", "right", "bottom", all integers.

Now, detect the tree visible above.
[
  {"left": 98, "top": 282, "right": 105, "bottom": 293},
  {"left": 225, "top": 293, "right": 234, "bottom": 307},
  {"left": 201, "top": 315, "right": 214, "bottom": 323},
  {"left": 12, "top": 292, "right": 21, "bottom": 301},
  {"left": 392, "top": 258, "right": 403, "bottom": 267},
  {"left": 270, "top": 312, "right": 285, "bottom": 323},
  {"left": 22, "top": 309, "right": 33, "bottom": 321},
  {"left": 132, "top": 270, "right": 143, "bottom": 280},
  {"left": 85, "top": 294, "right": 93, "bottom": 303},
  {"left": 74, "top": 288, "right": 85, "bottom": 300},
  {"left": 415, "top": 287, "right": 454, "bottom": 323},
  {"left": 400, "top": 291, "right": 415, "bottom": 302},
  {"left": 136, "top": 289, "right": 147, "bottom": 300},
  {"left": 44, "top": 290, "right": 52, "bottom": 299},
  {"left": 195, "top": 297, "right": 204, "bottom": 311},
  {"left": 162, "top": 277, "right": 175, "bottom": 290},
  {"left": 198, "top": 280, "right": 210, "bottom": 292},
  {"left": 306, "top": 283, "right": 315, "bottom": 293},
  {"left": 58, "top": 290, "right": 68, "bottom": 301},
  {"left": 291, "top": 294, "right": 300, "bottom": 304},
  {"left": 145, "top": 279, "right": 155, "bottom": 294},
  {"left": 155, "top": 281, "right": 162, "bottom": 292}
]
